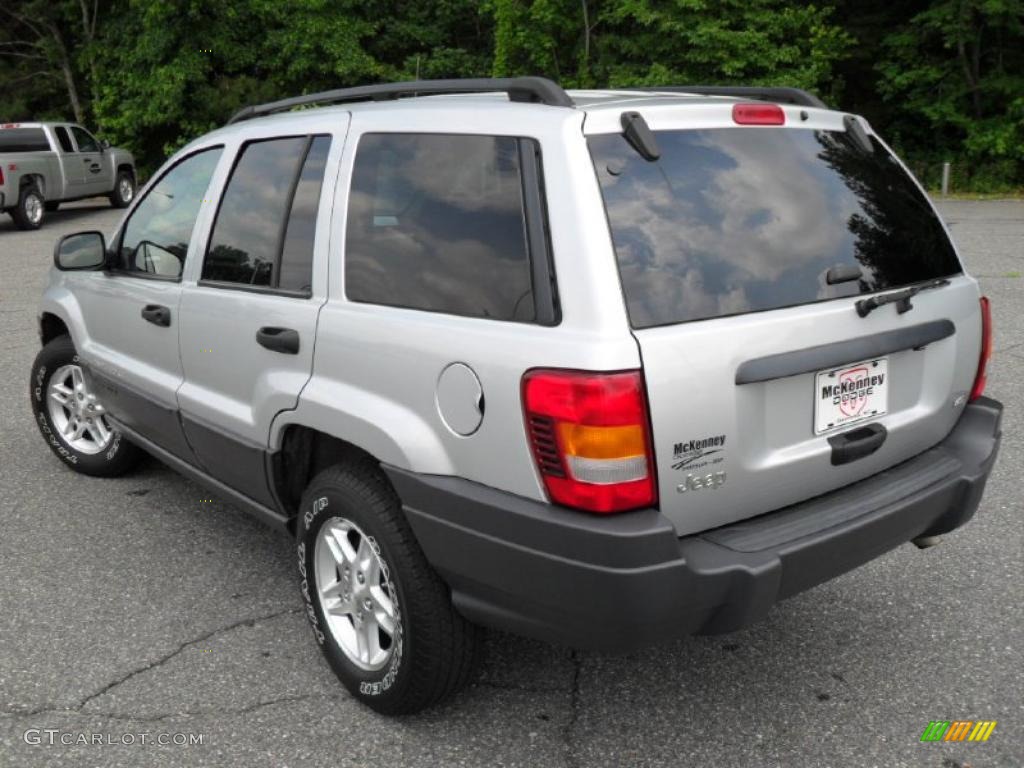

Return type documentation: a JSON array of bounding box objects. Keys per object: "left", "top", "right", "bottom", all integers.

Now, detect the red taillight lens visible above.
[
  {"left": 522, "top": 369, "right": 657, "bottom": 514},
  {"left": 970, "top": 296, "right": 992, "bottom": 401},
  {"left": 732, "top": 103, "right": 785, "bottom": 125},
  {"left": 0, "top": 167, "right": 4, "bottom": 185}
]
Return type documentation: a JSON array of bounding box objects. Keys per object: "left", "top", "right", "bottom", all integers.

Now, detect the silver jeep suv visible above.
[{"left": 31, "top": 78, "right": 1002, "bottom": 714}]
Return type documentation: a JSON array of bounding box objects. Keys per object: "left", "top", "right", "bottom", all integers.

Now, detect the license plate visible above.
[{"left": 814, "top": 358, "right": 888, "bottom": 435}]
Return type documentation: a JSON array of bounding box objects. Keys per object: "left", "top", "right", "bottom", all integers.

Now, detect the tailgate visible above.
[
  {"left": 587, "top": 107, "right": 981, "bottom": 535},
  {"left": 636, "top": 283, "right": 980, "bottom": 535}
]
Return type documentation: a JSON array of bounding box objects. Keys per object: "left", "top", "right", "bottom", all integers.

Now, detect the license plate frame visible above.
[{"left": 814, "top": 357, "right": 889, "bottom": 435}]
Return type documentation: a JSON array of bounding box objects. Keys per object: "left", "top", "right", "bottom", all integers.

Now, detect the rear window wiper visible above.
[{"left": 856, "top": 278, "right": 951, "bottom": 317}]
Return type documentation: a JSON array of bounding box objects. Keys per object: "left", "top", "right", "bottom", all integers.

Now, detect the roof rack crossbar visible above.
[
  {"left": 227, "top": 77, "right": 574, "bottom": 124},
  {"left": 634, "top": 86, "right": 827, "bottom": 110}
]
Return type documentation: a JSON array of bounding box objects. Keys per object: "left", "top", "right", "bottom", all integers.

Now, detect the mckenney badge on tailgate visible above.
[{"left": 814, "top": 358, "right": 889, "bottom": 434}]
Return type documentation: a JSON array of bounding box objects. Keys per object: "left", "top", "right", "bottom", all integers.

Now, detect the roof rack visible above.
[
  {"left": 634, "top": 86, "right": 827, "bottom": 110},
  {"left": 227, "top": 77, "right": 574, "bottom": 124}
]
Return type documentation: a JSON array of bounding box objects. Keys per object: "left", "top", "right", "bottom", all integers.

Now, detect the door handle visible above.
[
  {"left": 141, "top": 304, "right": 171, "bottom": 327},
  {"left": 827, "top": 423, "right": 887, "bottom": 466},
  {"left": 256, "top": 326, "right": 300, "bottom": 355}
]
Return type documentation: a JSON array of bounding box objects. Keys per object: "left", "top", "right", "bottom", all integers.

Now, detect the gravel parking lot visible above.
[{"left": 1, "top": 199, "right": 1021, "bottom": 767}]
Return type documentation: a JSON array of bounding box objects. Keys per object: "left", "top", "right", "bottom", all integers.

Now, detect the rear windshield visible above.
[
  {"left": 588, "top": 128, "right": 961, "bottom": 328},
  {"left": 0, "top": 128, "right": 49, "bottom": 153}
]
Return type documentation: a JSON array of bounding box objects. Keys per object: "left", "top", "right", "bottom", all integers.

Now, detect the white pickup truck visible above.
[{"left": 0, "top": 122, "right": 136, "bottom": 230}]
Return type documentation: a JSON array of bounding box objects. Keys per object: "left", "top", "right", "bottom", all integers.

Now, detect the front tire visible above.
[
  {"left": 297, "top": 463, "right": 481, "bottom": 714},
  {"left": 11, "top": 184, "right": 44, "bottom": 230},
  {"left": 109, "top": 170, "right": 135, "bottom": 208},
  {"left": 30, "top": 335, "right": 142, "bottom": 477}
]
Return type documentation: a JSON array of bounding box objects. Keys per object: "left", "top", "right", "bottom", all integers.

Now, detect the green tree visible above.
[
  {"left": 875, "top": 0, "right": 1024, "bottom": 189},
  {"left": 492, "top": 0, "right": 853, "bottom": 99},
  {"left": 0, "top": 0, "right": 108, "bottom": 123}
]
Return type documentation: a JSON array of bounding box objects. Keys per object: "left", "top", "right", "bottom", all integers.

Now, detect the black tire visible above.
[
  {"left": 297, "top": 462, "right": 482, "bottom": 714},
  {"left": 30, "top": 335, "right": 142, "bottom": 477},
  {"left": 11, "top": 184, "right": 44, "bottom": 230},
  {"left": 44, "top": 201, "right": 60, "bottom": 212},
  {"left": 109, "top": 170, "right": 135, "bottom": 208}
]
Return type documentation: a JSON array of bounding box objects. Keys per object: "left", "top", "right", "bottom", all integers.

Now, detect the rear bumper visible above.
[{"left": 385, "top": 396, "right": 1002, "bottom": 651}]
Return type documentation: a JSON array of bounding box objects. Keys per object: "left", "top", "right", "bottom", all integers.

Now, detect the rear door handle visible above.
[
  {"left": 141, "top": 304, "right": 171, "bottom": 327},
  {"left": 256, "top": 326, "right": 299, "bottom": 355},
  {"left": 828, "top": 423, "right": 887, "bottom": 466}
]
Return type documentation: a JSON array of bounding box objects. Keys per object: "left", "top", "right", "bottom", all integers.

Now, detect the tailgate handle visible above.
[{"left": 828, "top": 423, "right": 887, "bottom": 466}]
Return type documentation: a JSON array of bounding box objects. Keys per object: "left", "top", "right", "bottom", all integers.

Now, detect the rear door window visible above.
[
  {"left": 54, "top": 127, "right": 74, "bottom": 153},
  {"left": 345, "top": 133, "right": 539, "bottom": 322},
  {"left": 202, "top": 135, "right": 331, "bottom": 295},
  {"left": 0, "top": 128, "right": 49, "bottom": 152},
  {"left": 588, "top": 128, "right": 961, "bottom": 328}
]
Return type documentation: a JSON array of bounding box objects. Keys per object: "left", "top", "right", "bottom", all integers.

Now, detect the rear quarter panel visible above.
[{"left": 272, "top": 105, "right": 642, "bottom": 501}]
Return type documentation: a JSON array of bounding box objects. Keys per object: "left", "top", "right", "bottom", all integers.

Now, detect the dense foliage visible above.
[{"left": 1, "top": 0, "right": 1021, "bottom": 190}]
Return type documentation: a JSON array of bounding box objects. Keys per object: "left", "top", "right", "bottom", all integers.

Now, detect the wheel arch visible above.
[
  {"left": 20, "top": 173, "right": 45, "bottom": 197},
  {"left": 269, "top": 424, "right": 390, "bottom": 530},
  {"left": 39, "top": 312, "right": 70, "bottom": 346}
]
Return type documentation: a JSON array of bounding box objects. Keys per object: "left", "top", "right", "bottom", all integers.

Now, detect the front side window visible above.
[
  {"left": 345, "top": 133, "right": 536, "bottom": 322},
  {"left": 201, "top": 135, "right": 330, "bottom": 294},
  {"left": 71, "top": 126, "right": 99, "bottom": 153},
  {"left": 119, "top": 147, "right": 223, "bottom": 278}
]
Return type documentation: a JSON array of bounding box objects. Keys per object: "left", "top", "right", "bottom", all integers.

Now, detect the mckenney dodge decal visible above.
[{"left": 672, "top": 434, "right": 726, "bottom": 470}]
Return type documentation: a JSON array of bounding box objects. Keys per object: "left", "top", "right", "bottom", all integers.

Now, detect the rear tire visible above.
[
  {"left": 30, "top": 335, "right": 143, "bottom": 477},
  {"left": 297, "top": 462, "right": 482, "bottom": 714},
  {"left": 109, "top": 170, "right": 135, "bottom": 208},
  {"left": 11, "top": 184, "right": 44, "bottom": 230}
]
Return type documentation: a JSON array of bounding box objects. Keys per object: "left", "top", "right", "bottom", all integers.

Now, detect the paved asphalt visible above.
[{"left": 0, "top": 199, "right": 1021, "bottom": 767}]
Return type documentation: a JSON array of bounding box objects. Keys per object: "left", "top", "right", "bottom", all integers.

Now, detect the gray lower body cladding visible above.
[{"left": 385, "top": 396, "right": 1002, "bottom": 651}]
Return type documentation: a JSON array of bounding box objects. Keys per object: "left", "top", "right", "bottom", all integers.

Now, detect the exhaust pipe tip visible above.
[{"left": 912, "top": 535, "right": 942, "bottom": 550}]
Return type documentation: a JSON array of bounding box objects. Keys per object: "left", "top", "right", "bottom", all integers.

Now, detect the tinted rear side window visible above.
[
  {"left": 54, "top": 127, "right": 74, "bottom": 153},
  {"left": 0, "top": 128, "right": 49, "bottom": 152},
  {"left": 279, "top": 136, "right": 331, "bottom": 292},
  {"left": 203, "top": 135, "right": 330, "bottom": 293},
  {"left": 345, "top": 133, "right": 535, "bottom": 322},
  {"left": 589, "top": 128, "right": 961, "bottom": 328}
]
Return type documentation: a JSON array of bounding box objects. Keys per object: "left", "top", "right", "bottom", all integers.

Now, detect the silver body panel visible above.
[{"left": 38, "top": 91, "right": 982, "bottom": 534}]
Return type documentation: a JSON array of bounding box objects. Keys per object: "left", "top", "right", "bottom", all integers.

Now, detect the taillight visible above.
[
  {"left": 522, "top": 369, "right": 657, "bottom": 514},
  {"left": 0, "top": 167, "right": 4, "bottom": 185},
  {"left": 970, "top": 296, "right": 992, "bottom": 401},
  {"left": 732, "top": 103, "right": 785, "bottom": 125}
]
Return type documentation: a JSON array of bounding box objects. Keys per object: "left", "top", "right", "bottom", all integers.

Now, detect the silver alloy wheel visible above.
[
  {"left": 119, "top": 176, "right": 134, "bottom": 203},
  {"left": 315, "top": 516, "right": 399, "bottom": 671},
  {"left": 46, "top": 364, "right": 114, "bottom": 455},
  {"left": 25, "top": 192, "right": 43, "bottom": 224}
]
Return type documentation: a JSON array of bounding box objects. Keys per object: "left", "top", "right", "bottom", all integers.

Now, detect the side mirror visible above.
[
  {"left": 54, "top": 231, "right": 107, "bottom": 271},
  {"left": 100, "top": 139, "right": 110, "bottom": 151}
]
